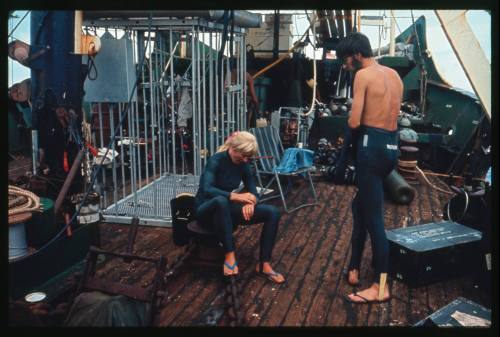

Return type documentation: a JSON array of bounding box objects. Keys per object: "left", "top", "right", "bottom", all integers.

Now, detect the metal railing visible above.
[{"left": 84, "top": 18, "right": 247, "bottom": 226}]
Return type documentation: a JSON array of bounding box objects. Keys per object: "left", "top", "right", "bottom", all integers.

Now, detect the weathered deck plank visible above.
[{"left": 94, "top": 175, "right": 490, "bottom": 326}]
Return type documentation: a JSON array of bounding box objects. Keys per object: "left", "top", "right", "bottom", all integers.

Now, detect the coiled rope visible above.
[
  {"left": 398, "top": 160, "right": 454, "bottom": 195},
  {"left": 8, "top": 185, "right": 42, "bottom": 216}
]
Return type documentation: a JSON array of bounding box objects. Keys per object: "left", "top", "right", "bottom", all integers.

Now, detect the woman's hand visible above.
[
  {"left": 242, "top": 203, "right": 255, "bottom": 221},
  {"left": 230, "top": 192, "right": 257, "bottom": 205}
]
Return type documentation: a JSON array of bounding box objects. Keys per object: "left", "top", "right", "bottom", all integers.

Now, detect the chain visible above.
[{"left": 162, "top": 241, "right": 196, "bottom": 285}]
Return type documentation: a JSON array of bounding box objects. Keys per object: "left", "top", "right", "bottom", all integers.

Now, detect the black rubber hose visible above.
[{"left": 383, "top": 169, "right": 416, "bottom": 205}]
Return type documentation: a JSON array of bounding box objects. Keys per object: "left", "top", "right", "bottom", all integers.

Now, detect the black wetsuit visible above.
[
  {"left": 348, "top": 125, "right": 398, "bottom": 280},
  {"left": 195, "top": 151, "right": 281, "bottom": 261}
]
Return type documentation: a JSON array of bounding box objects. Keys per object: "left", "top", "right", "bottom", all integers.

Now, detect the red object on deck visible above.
[
  {"left": 86, "top": 142, "right": 98, "bottom": 157},
  {"left": 63, "top": 151, "right": 69, "bottom": 173}
]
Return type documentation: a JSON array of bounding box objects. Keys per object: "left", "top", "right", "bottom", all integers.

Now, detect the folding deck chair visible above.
[{"left": 250, "top": 125, "right": 318, "bottom": 213}]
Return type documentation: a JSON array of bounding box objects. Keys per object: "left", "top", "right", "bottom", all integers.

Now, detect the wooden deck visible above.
[{"left": 95, "top": 175, "right": 491, "bottom": 327}]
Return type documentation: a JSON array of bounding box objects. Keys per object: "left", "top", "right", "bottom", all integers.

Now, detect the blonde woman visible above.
[{"left": 194, "top": 131, "right": 285, "bottom": 284}]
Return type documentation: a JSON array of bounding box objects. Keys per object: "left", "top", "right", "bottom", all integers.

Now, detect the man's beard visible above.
[{"left": 352, "top": 57, "right": 362, "bottom": 71}]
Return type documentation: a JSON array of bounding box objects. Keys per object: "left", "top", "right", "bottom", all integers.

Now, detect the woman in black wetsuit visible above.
[{"left": 194, "top": 131, "right": 285, "bottom": 283}]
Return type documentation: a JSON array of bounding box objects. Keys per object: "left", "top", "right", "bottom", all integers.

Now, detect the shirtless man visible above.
[
  {"left": 229, "top": 60, "right": 260, "bottom": 127},
  {"left": 336, "top": 32, "right": 403, "bottom": 304}
]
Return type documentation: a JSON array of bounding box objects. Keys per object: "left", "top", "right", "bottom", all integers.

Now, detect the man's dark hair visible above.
[{"left": 336, "top": 32, "right": 373, "bottom": 59}]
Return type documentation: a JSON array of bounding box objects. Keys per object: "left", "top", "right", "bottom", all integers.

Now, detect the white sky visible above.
[{"left": 8, "top": 10, "right": 491, "bottom": 93}]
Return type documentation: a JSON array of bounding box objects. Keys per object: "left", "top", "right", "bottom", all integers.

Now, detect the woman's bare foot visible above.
[
  {"left": 255, "top": 262, "right": 285, "bottom": 284},
  {"left": 345, "top": 282, "right": 391, "bottom": 304},
  {"left": 347, "top": 269, "right": 360, "bottom": 286},
  {"left": 223, "top": 252, "right": 238, "bottom": 276}
]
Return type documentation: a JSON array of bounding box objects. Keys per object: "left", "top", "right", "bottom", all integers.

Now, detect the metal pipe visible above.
[
  {"left": 54, "top": 149, "right": 85, "bottom": 215},
  {"left": 133, "top": 31, "right": 143, "bottom": 190},
  {"left": 74, "top": 11, "right": 83, "bottom": 53},
  {"left": 97, "top": 102, "right": 107, "bottom": 207},
  {"left": 110, "top": 105, "right": 118, "bottom": 214},
  {"left": 149, "top": 31, "right": 157, "bottom": 182},
  {"left": 147, "top": 30, "right": 158, "bottom": 218},
  {"left": 191, "top": 26, "right": 196, "bottom": 175},
  {"left": 159, "top": 34, "right": 168, "bottom": 176},
  {"left": 215, "top": 31, "right": 220, "bottom": 151},
  {"left": 127, "top": 94, "right": 138, "bottom": 217},
  {"left": 156, "top": 36, "right": 163, "bottom": 177},
  {"left": 140, "top": 32, "right": 150, "bottom": 184},
  {"left": 196, "top": 26, "right": 202, "bottom": 174},
  {"left": 201, "top": 27, "right": 206, "bottom": 169},
  {"left": 163, "top": 35, "right": 171, "bottom": 175},
  {"left": 209, "top": 31, "right": 215, "bottom": 156},
  {"left": 169, "top": 29, "right": 177, "bottom": 179},
  {"left": 31, "top": 130, "right": 38, "bottom": 175},
  {"left": 168, "top": 30, "right": 173, "bottom": 175},
  {"left": 389, "top": 11, "right": 396, "bottom": 56},
  {"left": 83, "top": 10, "right": 261, "bottom": 28},
  {"left": 241, "top": 33, "right": 246, "bottom": 130},
  {"left": 118, "top": 103, "right": 126, "bottom": 200}
]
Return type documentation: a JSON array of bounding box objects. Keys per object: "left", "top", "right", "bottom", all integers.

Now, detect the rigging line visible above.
[
  {"left": 8, "top": 10, "right": 30, "bottom": 39},
  {"left": 9, "top": 18, "right": 13, "bottom": 86},
  {"left": 391, "top": 11, "right": 402, "bottom": 35},
  {"left": 410, "top": 11, "right": 424, "bottom": 58},
  {"left": 302, "top": 10, "right": 317, "bottom": 117},
  {"left": 380, "top": 11, "right": 388, "bottom": 40},
  {"left": 410, "top": 10, "right": 427, "bottom": 116}
]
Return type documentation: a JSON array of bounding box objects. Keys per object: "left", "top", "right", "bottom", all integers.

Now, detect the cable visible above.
[
  {"left": 410, "top": 10, "right": 428, "bottom": 117},
  {"left": 398, "top": 159, "right": 454, "bottom": 195},
  {"left": 86, "top": 55, "right": 98, "bottom": 80},
  {"left": 302, "top": 10, "right": 317, "bottom": 117},
  {"left": 9, "top": 12, "right": 155, "bottom": 263},
  {"left": 446, "top": 188, "right": 469, "bottom": 222},
  {"left": 391, "top": 11, "right": 402, "bottom": 35},
  {"left": 8, "top": 11, "right": 30, "bottom": 39}
]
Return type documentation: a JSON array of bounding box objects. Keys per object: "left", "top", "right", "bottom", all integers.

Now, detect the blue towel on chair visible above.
[{"left": 273, "top": 148, "right": 314, "bottom": 173}]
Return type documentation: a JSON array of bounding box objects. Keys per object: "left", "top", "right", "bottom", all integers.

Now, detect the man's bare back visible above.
[
  {"left": 359, "top": 64, "right": 402, "bottom": 130},
  {"left": 347, "top": 60, "right": 403, "bottom": 131}
]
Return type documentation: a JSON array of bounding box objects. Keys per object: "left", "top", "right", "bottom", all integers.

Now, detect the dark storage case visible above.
[
  {"left": 386, "top": 221, "right": 482, "bottom": 287},
  {"left": 414, "top": 297, "right": 491, "bottom": 327}
]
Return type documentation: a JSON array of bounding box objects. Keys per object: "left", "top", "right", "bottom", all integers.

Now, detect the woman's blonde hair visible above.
[{"left": 217, "top": 131, "right": 258, "bottom": 157}]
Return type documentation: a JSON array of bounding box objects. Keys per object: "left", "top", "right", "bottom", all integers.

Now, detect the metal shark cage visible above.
[{"left": 82, "top": 16, "right": 248, "bottom": 226}]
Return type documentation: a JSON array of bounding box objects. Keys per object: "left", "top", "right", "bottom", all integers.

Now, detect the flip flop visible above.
[
  {"left": 256, "top": 263, "right": 285, "bottom": 284},
  {"left": 223, "top": 260, "right": 238, "bottom": 276},
  {"left": 344, "top": 292, "right": 391, "bottom": 304}
]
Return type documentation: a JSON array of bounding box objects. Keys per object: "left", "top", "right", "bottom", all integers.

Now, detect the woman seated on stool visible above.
[{"left": 194, "top": 131, "right": 285, "bottom": 284}]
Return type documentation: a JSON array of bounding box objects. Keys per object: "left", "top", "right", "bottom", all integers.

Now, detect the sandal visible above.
[
  {"left": 344, "top": 292, "right": 391, "bottom": 304},
  {"left": 223, "top": 260, "right": 238, "bottom": 276},
  {"left": 256, "top": 262, "right": 285, "bottom": 284}
]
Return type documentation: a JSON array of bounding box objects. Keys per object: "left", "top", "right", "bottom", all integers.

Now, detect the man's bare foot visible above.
[
  {"left": 256, "top": 262, "right": 285, "bottom": 284},
  {"left": 347, "top": 269, "right": 360, "bottom": 286},
  {"left": 223, "top": 252, "right": 238, "bottom": 276},
  {"left": 345, "top": 282, "right": 390, "bottom": 304}
]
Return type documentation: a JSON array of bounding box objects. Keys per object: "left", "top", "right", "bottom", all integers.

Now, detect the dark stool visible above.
[{"left": 186, "top": 220, "right": 226, "bottom": 267}]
